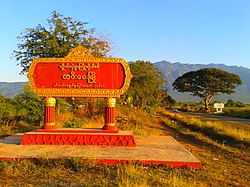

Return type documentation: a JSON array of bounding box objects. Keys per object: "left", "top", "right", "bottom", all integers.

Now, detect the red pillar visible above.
[
  {"left": 42, "top": 97, "right": 57, "bottom": 129},
  {"left": 103, "top": 98, "right": 118, "bottom": 131}
]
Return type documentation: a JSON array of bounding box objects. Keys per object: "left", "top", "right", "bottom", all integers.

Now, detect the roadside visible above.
[
  {"left": 168, "top": 109, "right": 250, "bottom": 127},
  {"left": 157, "top": 110, "right": 250, "bottom": 186}
]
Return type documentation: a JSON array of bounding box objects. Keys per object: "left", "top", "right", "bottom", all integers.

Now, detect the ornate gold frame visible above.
[{"left": 28, "top": 46, "right": 132, "bottom": 98}]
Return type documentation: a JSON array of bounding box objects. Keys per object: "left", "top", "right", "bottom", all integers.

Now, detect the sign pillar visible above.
[
  {"left": 103, "top": 98, "right": 117, "bottom": 131},
  {"left": 43, "top": 97, "right": 57, "bottom": 129}
]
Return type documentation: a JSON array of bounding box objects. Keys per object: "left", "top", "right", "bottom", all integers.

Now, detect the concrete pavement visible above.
[{"left": 0, "top": 133, "right": 201, "bottom": 168}]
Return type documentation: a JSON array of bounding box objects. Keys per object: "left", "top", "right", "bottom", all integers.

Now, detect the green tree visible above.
[
  {"left": 226, "top": 99, "right": 236, "bottom": 107},
  {"left": 172, "top": 68, "right": 242, "bottom": 112},
  {"left": 123, "top": 60, "right": 171, "bottom": 108},
  {"left": 0, "top": 94, "right": 17, "bottom": 121},
  {"left": 12, "top": 11, "right": 113, "bottom": 118},
  {"left": 235, "top": 101, "right": 245, "bottom": 107},
  {"left": 15, "top": 85, "right": 44, "bottom": 125},
  {"left": 13, "top": 11, "right": 112, "bottom": 74}
]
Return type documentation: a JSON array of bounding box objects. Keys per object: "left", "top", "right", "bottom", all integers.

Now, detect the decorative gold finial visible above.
[{"left": 65, "top": 45, "right": 94, "bottom": 58}]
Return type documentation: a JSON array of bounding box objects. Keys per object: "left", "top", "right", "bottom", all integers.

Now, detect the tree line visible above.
[{"left": 12, "top": 11, "right": 242, "bottom": 113}]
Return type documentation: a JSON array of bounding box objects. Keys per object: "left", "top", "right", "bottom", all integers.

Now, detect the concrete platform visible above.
[{"left": 0, "top": 134, "right": 201, "bottom": 168}]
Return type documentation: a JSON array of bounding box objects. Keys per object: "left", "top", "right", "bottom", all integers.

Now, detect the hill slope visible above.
[
  {"left": 1, "top": 62, "right": 250, "bottom": 103},
  {"left": 154, "top": 61, "right": 250, "bottom": 103},
  {"left": 0, "top": 82, "right": 28, "bottom": 98}
]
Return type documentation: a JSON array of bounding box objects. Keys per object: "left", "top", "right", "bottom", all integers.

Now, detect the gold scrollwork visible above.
[
  {"left": 65, "top": 45, "right": 94, "bottom": 58},
  {"left": 28, "top": 46, "right": 133, "bottom": 98}
]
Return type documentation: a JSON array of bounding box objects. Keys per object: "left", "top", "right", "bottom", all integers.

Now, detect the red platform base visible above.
[{"left": 20, "top": 129, "right": 136, "bottom": 147}]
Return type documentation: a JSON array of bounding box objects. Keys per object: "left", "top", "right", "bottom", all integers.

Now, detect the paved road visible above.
[{"left": 170, "top": 110, "right": 250, "bottom": 129}]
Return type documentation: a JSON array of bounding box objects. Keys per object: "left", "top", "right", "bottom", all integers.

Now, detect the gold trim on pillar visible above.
[
  {"left": 45, "top": 122, "right": 55, "bottom": 126},
  {"left": 106, "top": 98, "right": 116, "bottom": 107},
  {"left": 105, "top": 123, "right": 116, "bottom": 126},
  {"left": 45, "top": 97, "right": 56, "bottom": 106}
]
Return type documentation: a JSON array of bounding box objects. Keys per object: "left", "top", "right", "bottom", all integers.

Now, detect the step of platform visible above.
[
  {"left": 20, "top": 130, "right": 136, "bottom": 147},
  {"left": 0, "top": 134, "right": 201, "bottom": 168}
]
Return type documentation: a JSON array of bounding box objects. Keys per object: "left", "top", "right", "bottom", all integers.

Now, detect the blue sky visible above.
[{"left": 1, "top": 0, "right": 250, "bottom": 82}]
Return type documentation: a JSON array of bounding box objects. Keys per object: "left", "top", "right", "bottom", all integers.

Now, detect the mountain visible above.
[
  {"left": 1, "top": 62, "right": 250, "bottom": 103},
  {"left": 154, "top": 61, "right": 250, "bottom": 103},
  {"left": 0, "top": 82, "right": 28, "bottom": 98}
]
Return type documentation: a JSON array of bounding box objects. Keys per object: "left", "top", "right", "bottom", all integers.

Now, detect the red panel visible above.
[{"left": 32, "top": 62, "right": 125, "bottom": 90}]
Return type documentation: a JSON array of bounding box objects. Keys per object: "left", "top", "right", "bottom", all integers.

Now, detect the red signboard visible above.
[{"left": 28, "top": 46, "right": 132, "bottom": 97}]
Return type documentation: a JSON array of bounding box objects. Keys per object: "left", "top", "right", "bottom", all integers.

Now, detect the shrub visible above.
[
  {"left": 0, "top": 101, "right": 17, "bottom": 121},
  {"left": 15, "top": 85, "right": 44, "bottom": 125},
  {"left": 64, "top": 118, "right": 89, "bottom": 128}
]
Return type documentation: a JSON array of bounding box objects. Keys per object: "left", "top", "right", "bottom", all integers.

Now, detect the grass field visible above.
[
  {"left": 222, "top": 105, "right": 250, "bottom": 119},
  {"left": 0, "top": 106, "right": 249, "bottom": 186}
]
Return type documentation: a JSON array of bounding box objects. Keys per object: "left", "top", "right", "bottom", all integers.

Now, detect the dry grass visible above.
[
  {"left": 114, "top": 164, "right": 197, "bottom": 187},
  {"left": 1, "top": 106, "right": 250, "bottom": 186},
  {"left": 0, "top": 120, "right": 17, "bottom": 136},
  {"left": 223, "top": 105, "right": 250, "bottom": 119},
  {"left": 162, "top": 110, "right": 250, "bottom": 146},
  {"left": 116, "top": 107, "right": 167, "bottom": 136},
  {"left": 55, "top": 110, "right": 75, "bottom": 128},
  {"left": 0, "top": 159, "right": 198, "bottom": 187},
  {"left": 205, "top": 120, "right": 250, "bottom": 142},
  {"left": 157, "top": 108, "right": 250, "bottom": 186}
]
